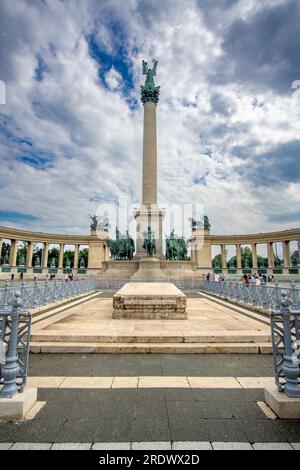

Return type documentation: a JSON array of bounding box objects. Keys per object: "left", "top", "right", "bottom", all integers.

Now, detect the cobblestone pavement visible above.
[{"left": 0, "top": 354, "right": 299, "bottom": 445}]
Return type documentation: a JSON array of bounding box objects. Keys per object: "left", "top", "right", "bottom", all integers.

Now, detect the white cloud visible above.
[{"left": 0, "top": 0, "right": 299, "bottom": 238}]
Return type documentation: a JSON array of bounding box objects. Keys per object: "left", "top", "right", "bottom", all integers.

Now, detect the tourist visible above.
[
  {"left": 255, "top": 277, "right": 261, "bottom": 286},
  {"left": 206, "top": 273, "right": 211, "bottom": 281}
]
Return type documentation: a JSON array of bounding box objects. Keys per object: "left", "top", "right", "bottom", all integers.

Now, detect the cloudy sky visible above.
[{"left": 0, "top": 0, "right": 299, "bottom": 236}]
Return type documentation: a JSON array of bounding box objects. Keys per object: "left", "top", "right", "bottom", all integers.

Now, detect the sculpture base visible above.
[
  {"left": 131, "top": 257, "right": 166, "bottom": 280},
  {"left": 113, "top": 282, "right": 187, "bottom": 319},
  {"left": 264, "top": 386, "right": 300, "bottom": 419},
  {"left": 0, "top": 388, "right": 37, "bottom": 420}
]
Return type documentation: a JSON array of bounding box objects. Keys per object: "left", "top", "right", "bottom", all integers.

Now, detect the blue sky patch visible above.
[
  {"left": 34, "top": 55, "right": 49, "bottom": 82},
  {"left": 87, "top": 27, "right": 135, "bottom": 95},
  {"left": 0, "top": 211, "right": 40, "bottom": 222}
]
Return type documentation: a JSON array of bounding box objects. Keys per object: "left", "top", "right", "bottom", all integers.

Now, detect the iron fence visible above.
[
  {"left": 0, "top": 278, "right": 97, "bottom": 311},
  {"left": 198, "top": 279, "right": 300, "bottom": 312}
]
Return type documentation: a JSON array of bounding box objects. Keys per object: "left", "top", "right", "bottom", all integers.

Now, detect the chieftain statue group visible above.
[{"left": 89, "top": 214, "right": 212, "bottom": 261}]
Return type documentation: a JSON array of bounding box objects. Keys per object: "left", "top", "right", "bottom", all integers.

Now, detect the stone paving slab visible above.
[
  {"left": 252, "top": 442, "right": 293, "bottom": 450},
  {"left": 212, "top": 442, "right": 252, "bottom": 450},
  {"left": 51, "top": 443, "right": 91, "bottom": 450},
  {"left": 172, "top": 441, "right": 212, "bottom": 450},
  {"left": 27, "top": 375, "right": 274, "bottom": 389},
  {"left": 131, "top": 441, "right": 172, "bottom": 450},
  {"left": 10, "top": 442, "right": 52, "bottom": 450},
  {"left": 4, "top": 441, "right": 300, "bottom": 450},
  {"left": 291, "top": 443, "right": 300, "bottom": 450},
  {"left": 0, "top": 443, "right": 13, "bottom": 450},
  {"left": 92, "top": 442, "right": 131, "bottom": 450}
]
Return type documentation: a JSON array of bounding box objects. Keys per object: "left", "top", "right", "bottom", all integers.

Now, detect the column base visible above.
[
  {"left": 264, "top": 386, "right": 300, "bottom": 419},
  {"left": 131, "top": 257, "right": 167, "bottom": 280},
  {"left": 0, "top": 388, "right": 37, "bottom": 420}
]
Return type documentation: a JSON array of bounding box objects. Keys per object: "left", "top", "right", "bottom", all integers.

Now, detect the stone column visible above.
[
  {"left": 58, "top": 243, "right": 64, "bottom": 269},
  {"left": 9, "top": 240, "right": 18, "bottom": 267},
  {"left": 142, "top": 102, "right": 158, "bottom": 205},
  {"left": 74, "top": 244, "right": 79, "bottom": 269},
  {"left": 267, "top": 242, "right": 274, "bottom": 269},
  {"left": 297, "top": 240, "right": 300, "bottom": 264},
  {"left": 26, "top": 241, "right": 33, "bottom": 268},
  {"left": 252, "top": 243, "right": 258, "bottom": 270},
  {"left": 283, "top": 240, "right": 290, "bottom": 268},
  {"left": 221, "top": 244, "right": 227, "bottom": 269},
  {"left": 42, "top": 242, "right": 49, "bottom": 268},
  {"left": 236, "top": 244, "right": 242, "bottom": 269}
]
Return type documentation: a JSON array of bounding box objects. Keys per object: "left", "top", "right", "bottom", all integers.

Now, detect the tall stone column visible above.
[
  {"left": 142, "top": 102, "right": 157, "bottom": 206},
  {"left": 58, "top": 243, "right": 64, "bottom": 269},
  {"left": 42, "top": 242, "right": 49, "bottom": 268},
  {"left": 236, "top": 244, "right": 242, "bottom": 269},
  {"left": 26, "top": 241, "right": 33, "bottom": 268},
  {"left": 252, "top": 243, "right": 258, "bottom": 270},
  {"left": 283, "top": 240, "right": 290, "bottom": 268},
  {"left": 221, "top": 244, "right": 227, "bottom": 269},
  {"left": 267, "top": 242, "right": 274, "bottom": 269},
  {"left": 135, "top": 59, "right": 164, "bottom": 258},
  {"left": 9, "top": 239, "right": 18, "bottom": 267},
  {"left": 74, "top": 244, "right": 79, "bottom": 269}
]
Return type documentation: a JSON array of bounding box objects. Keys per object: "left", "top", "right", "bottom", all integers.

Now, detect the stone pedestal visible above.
[
  {"left": 131, "top": 257, "right": 166, "bottom": 280},
  {"left": 189, "top": 228, "right": 212, "bottom": 271},
  {"left": 113, "top": 282, "right": 187, "bottom": 319},
  {"left": 264, "top": 386, "right": 300, "bottom": 419},
  {"left": 0, "top": 388, "right": 37, "bottom": 420},
  {"left": 88, "top": 230, "right": 109, "bottom": 269}
]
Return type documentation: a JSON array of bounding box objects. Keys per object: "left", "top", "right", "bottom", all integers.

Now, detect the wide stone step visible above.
[
  {"left": 30, "top": 331, "right": 271, "bottom": 344},
  {"left": 30, "top": 341, "right": 271, "bottom": 354}
]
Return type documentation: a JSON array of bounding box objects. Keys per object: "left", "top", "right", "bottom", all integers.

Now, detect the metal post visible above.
[
  {"left": 290, "top": 281, "right": 298, "bottom": 310},
  {"left": 280, "top": 291, "right": 300, "bottom": 397},
  {"left": 0, "top": 291, "right": 22, "bottom": 397},
  {"left": 270, "top": 290, "right": 300, "bottom": 398}
]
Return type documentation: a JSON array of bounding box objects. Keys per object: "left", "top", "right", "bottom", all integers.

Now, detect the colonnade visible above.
[
  {"left": 0, "top": 226, "right": 109, "bottom": 278},
  {"left": 215, "top": 240, "right": 300, "bottom": 270},
  {"left": 190, "top": 228, "right": 300, "bottom": 275}
]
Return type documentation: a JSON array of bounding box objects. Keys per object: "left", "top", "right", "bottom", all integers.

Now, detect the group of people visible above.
[
  {"left": 241, "top": 273, "right": 274, "bottom": 285},
  {"left": 205, "top": 272, "right": 275, "bottom": 285}
]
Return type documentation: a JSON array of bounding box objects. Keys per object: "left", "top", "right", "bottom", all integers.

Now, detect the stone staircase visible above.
[{"left": 30, "top": 330, "right": 272, "bottom": 354}]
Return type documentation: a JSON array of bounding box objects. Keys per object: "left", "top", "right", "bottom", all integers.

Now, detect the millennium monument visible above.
[{"left": 0, "top": 60, "right": 299, "bottom": 281}]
